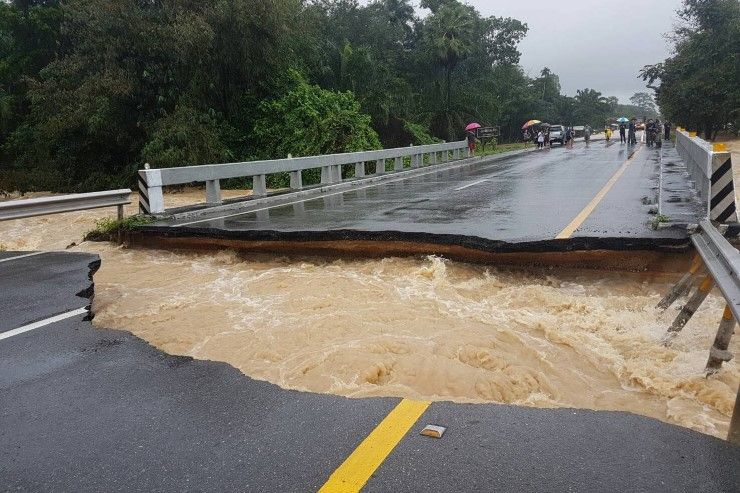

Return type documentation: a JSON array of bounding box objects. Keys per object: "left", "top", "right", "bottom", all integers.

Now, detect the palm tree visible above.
[{"left": 422, "top": 3, "right": 476, "bottom": 135}]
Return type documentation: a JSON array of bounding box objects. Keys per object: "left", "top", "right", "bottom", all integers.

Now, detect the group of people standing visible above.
[
  {"left": 524, "top": 126, "right": 576, "bottom": 149},
  {"left": 616, "top": 119, "right": 672, "bottom": 147}
]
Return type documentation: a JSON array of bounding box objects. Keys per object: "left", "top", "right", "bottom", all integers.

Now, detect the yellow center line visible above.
[
  {"left": 318, "top": 399, "right": 431, "bottom": 493},
  {"left": 555, "top": 145, "right": 643, "bottom": 239}
]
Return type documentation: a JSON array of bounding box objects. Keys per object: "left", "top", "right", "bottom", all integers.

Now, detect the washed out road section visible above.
[{"left": 1, "top": 252, "right": 738, "bottom": 492}]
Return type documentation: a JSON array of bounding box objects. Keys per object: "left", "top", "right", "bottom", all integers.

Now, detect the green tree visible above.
[
  {"left": 252, "top": 73, "right": 381, "bottom": 159},
  {"left": 629, "top": 92, "right": 657, "bottom": 116},
  {"left": 574, "top": 88, "right": 612, "bottom": 128},
  {"left": 0, "top": 0, "right": 61, "bottom": 148},
  {"left": 641, "top": 0, "right": 739, "bottom": 138},
  {"left": 421, "top": 2, "right": 476, "bottom": 129}
]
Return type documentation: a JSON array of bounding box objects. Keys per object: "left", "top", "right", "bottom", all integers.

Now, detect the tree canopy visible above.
[{"left": 641, "top": 0, "right": 739, "bottom": 138}]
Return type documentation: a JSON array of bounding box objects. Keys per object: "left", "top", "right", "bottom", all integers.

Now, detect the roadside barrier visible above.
[
  {"left": 138, "top": 141, "right": 469, "bottom": 214},
  {"left": 675, "top": 128, "right": 737, "bottom": 223},
  {"left": 657, "top": 219, "right": 739, "bottom": 443},
  {"left": 0, "top": 189, "right": 131, "bottom": 221}
]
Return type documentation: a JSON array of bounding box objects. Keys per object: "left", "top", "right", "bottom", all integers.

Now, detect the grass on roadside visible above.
[
  {"left": 84, "top": 214, "right": 155, "bottom": 241},
  {"left": 477, "top": 142, "right": 528, "bottom": 158},
  {"left": 651, "top": 214, "right": 671, "bottom": 230}
]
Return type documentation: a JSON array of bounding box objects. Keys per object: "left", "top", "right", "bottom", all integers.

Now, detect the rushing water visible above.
[{"left": 1, "top": 197, "right": 737, "bottom": 439}]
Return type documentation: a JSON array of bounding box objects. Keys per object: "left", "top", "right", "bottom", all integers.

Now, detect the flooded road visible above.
[{"left": 1, "top": 198, "right": 738, "bottom": 439}]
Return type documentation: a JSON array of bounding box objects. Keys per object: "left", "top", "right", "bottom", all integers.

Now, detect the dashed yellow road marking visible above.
[
  {"left": 318, "top": 399, "right": 430, "bottom": 493},
  {"left": 555, "top": 145, "right": 643, "bottom": 239}
]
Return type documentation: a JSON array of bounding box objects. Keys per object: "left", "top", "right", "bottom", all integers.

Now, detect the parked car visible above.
[{"left": 549, "top": 125, "right": 566, "bottom": 145}]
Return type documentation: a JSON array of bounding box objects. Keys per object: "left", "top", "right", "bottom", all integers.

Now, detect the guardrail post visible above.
[
  {"left": 354, "top": 162, "right": 365, "bottom": 178},
  {"left": 666, "top": 276, "right": 715, "bottom": 335},
  {"left": 453, "top": 148, "right": 460, "bottom": 160},
  {"left": 290, "top": 170, "right": 303, "bottom": 190},
  {"left": 138, "top": 169, "right": 165, "bottom": 214},
  {"left": 117, "top": 204, "right": 124, "bottom": 221},
  {"left": 332, "top": 165, "right": 342, "bottom": 182},
  {"left": 376, "top": 159, "right": 385, "bottom": 175},
  {"left": 705, "top": 305, "right": 736, "bottom": 374},
  {"left": 657, "top": 255, "right": 703, "bottom": 310},
  {"left": 730, "top": 386, "right": 740, "bottom": 444},
  {"left": 430, "top": 152, "right": 437, "bottom": 165},
  {"left": 206, "top": 179, "right": 222, "bottom": 205},
  {"left": 394, "top": 157, "right": 403, "bottom": 171},
  {"left": 710, "top": 144, "right": 738, "bottom": 223},
  {"left": 253, "top": 174, "right": 267, "bottom": 196}
]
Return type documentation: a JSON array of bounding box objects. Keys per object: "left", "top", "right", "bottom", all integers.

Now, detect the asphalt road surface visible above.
[
  {"left": 1, "top": 251, "right": 738, "bottom": 492},
  {"left": 146, "top": 140, "right": 705, "bottom": 253}
]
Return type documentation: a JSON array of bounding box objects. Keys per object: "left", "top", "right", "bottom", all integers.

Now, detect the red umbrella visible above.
[{"left": 465, "top": 122, "right": 482, "bottom": 131}]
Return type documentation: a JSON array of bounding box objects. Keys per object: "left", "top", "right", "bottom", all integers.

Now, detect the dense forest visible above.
[{"left": 1, "top": 0, "right": 662, "bottom": 192}]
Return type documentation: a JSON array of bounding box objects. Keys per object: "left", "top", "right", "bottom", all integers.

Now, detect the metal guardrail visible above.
[
  {"left": 658, "top": 219, "right": 740, "bottom": 443},
  {"left": 691, "top": 220, "right": 740, "bottom": 322},
  {"left": 0, "top": 189, "right": 131, "bottom": 221},
  {"left": 675, "top": 129, "right": 737, "bottom": 223},
  {"left": 137, "top": 140, "right": 470, "bottom": 214}
]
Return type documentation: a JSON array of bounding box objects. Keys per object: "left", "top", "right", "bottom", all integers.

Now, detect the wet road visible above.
[
  {"left": 1, "top": 251, "right": 738, "bottom": 491},
  {"left": 148, "top": 140, "right": 704, "bottom": 252}
]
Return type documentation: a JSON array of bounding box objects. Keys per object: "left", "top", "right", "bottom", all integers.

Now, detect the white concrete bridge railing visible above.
[
  {"left": 138, "top": 140, "right": 470, "bottom": 215},
  {"left": 675, "top": 128, "right": 737, "bottom": 223}
]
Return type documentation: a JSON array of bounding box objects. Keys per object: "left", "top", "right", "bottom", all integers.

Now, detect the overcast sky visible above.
[{"left": 421, "top": 0, "right": 684, "bottom": 103}]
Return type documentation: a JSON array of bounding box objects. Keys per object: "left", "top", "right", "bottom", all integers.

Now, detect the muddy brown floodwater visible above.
[{"left": 1, "top": 195, "right": 738, "bottom": 439}]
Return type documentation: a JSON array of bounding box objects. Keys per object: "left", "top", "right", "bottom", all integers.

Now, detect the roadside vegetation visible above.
[
  {"left": 84, "top": 215, "right": 155, "bottom": 242},
  {"left": 641, "top": 0, "right": 739, "bottom": 139},
  {"left": 0, "top": 0, "right": 731, "bottom": 194},
  {"left": 651, "top": 214, "right": 672, "bottom": 230}
]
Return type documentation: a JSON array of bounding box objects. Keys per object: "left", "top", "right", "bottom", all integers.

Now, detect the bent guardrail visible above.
[
  {"left": 0, "top": 190, "right": 131, "bottom": 221},
  {"left": 138, "top": 140, "right": 470, "bottom": 214},
  {"left": 657, "top": 219, "right": 739, "bottom": 443},
  {"left": 675, "top": 128, "right": 737, "bottom": 223}
]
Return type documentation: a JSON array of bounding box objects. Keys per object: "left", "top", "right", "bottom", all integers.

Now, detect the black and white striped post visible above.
[
  {"left": 138, "top": 167, "right": 165, "bottom": 215},
  {"left": 710, "top": 143, "right": 737, "bottom": 223}
]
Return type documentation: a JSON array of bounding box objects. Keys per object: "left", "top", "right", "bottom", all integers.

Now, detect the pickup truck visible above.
[{"left": 548, "top": 125, "right": 566, "bottom": 146}]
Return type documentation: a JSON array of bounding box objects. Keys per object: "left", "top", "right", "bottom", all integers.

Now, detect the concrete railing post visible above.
[
  {"left": 376, "top": 159, "right": 385, "bottom": 175},
  {"left": 355, "top": 162, "right": 365, "bottom": 178},
  {"left": 206, "top": 179, "right": 222, "bottom": 205},
  {"left": 332, "top": 165, "right": 342, "bottom": 183},
  {"left": 290, "top": 170, "right": 302, "bottom": 190},
  {"left": 321, "top": 166, "right": 333, "bottom": 184},
  {"left": 430, "top": 152, "right": 437, "bottom": 165},
  {"left": 138, "top": 169, "right": 165, "bottom": 214},
  {"left": 252, "top": 174, "right": 267, "bottom": 196},
  {"left": 394, "top": 157, "right": 403, "bottom": 171}
]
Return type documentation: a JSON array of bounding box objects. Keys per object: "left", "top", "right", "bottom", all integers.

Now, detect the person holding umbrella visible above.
[
  {"left": 465, "top": 123, "right": 480, "bottom": 156},
  {"left": 617, "top": 117, "right": 629, "bottom": 143},
  {"left": 522, "top": 120, "right": 540, "bottom": 148},
  {"left": 628, "top": 118, "right": 637, "bottom": 146}
]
